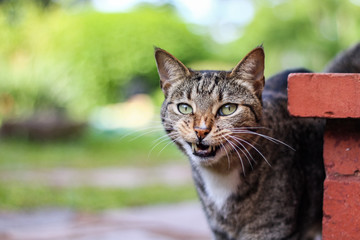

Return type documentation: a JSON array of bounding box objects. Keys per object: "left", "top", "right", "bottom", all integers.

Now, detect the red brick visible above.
[
  {"left": 324, "top": 120, "right": 360, "bottom": 175},
  {"left": 288, "top": 73, "right": 360, "bottom": 118},
  {"left": 323, "top": 176, "right": 360, "bottom": 240}
]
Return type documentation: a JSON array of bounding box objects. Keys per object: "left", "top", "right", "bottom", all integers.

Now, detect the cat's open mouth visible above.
[{"left": 188, "top": 142, "right": 220, "bottom": 158}]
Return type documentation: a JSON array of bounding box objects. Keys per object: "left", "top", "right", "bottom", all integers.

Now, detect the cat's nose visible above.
[{"left": 194, "top": 127, "right": 210, "bottom": 141}]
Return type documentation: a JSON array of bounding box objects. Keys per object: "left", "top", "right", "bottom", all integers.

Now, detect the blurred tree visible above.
[
  {"left": 1, "top": 0, "right": 360, "bottom": 121},
  {"left": 220, "top": 0, "right": 360, "bottom": 77},
  {"left": 0, "top": 0, "right": 90, "bottom": 8},
  {"left": 0, "top": 2, "right": 209, "bottom": 119}
]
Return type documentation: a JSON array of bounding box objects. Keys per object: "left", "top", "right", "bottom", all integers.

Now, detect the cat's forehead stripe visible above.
[
  {"left": 195, "top": 72, "right": 219, "bottom": 95},
  {"left": 186, "top": 84, "right": 192, "bottom": 100},
  {"left": 168, "top": 71, "right": 258, "bottom": 106}
]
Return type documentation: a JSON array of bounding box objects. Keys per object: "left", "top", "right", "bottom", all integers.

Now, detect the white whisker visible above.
[
  {"left": 231, "top": 130, "right": 295, "bottom": 151},
  {"left": 151, "top": 132, "right": 177, "bottom": 144},
  {"left": 129, "top": 129, "right": 166, "bottom": 141},
  {"left": 157, "top": 136, "right": 181, "bottom": 156},
  {"left": 230, "top": 135, "right": 272, "bottom": 167},
  {"left": 225, "top": 135, "right": 253, "bottom": 170},
  {"left": 147, "top": 133, "right": 178, "bottom": 159},
  {"left": 230, "top": 126, "right": 270, "bottom": 130},
  {"left": 224, "top": 136, "right": 246, "bottom": 176},
  {"left": 220, "top": 135, "right": 231, "bottom": 171},
  {"left": 227, "top": 134, "right": 257, "bottom": 165},
  {"left": 119, "top": 126, "right": 164, "bottom": 140}
]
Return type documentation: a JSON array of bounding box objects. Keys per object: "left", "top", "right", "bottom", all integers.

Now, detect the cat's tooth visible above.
[
  {"left": 192, "top": 143, "right": 197, "bottom": 152},
  {"left": 208, "top": 145, "right": 212, "bottom": 152}
]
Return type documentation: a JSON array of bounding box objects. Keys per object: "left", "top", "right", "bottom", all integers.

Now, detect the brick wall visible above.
[{"left": 288, "top": 73, "right": 360, "bottom": 240}]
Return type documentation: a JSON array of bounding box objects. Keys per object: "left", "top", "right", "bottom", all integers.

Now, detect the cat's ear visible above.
[
  {"left": 154, "top": 48, "right": 192, "bottom": 96},
  {"left": 229, "top": 47, "right": 265, "bottom": 98}
]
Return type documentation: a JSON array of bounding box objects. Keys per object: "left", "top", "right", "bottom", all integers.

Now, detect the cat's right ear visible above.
[
  {"left": 154, "top": 48, "right": 191, "bottom": 96},
  {"left": 229, "top": 47, "right": 265, "bottom": 99}
]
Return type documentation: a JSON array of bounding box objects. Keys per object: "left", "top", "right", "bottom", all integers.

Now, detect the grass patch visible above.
[
  {"left": 0, "top": 129, "right": 194, "bottom": 210},
  {"left": 0, "top": 129, "right": 184, "bottom": 170},
  {"left": 0, "top": 183, "right": 197, "bottom": 211}
]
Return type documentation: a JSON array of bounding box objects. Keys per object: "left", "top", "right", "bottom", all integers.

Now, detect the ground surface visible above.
[
  {"left": 0, "top": 162, "right": 211, "bottom": 240},
  {"left": 0, "top": 202, "right": 211, "bottom": 240},
  {"left": 0, "top": 132, "right": 212, "bottom": 239}
]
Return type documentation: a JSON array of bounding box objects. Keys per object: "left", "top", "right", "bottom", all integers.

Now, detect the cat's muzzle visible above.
[{"left": 188, "top": 142, "right": 220, "bottom": 158}]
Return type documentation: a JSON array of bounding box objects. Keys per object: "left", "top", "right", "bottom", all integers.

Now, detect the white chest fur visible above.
[{"left": 199, "top": 168, "right": 240, "bottom": 209}]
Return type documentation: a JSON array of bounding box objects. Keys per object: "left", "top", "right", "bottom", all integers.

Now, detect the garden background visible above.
[{"left": 0, "top": 0, "right": 359, "bottom": 212}]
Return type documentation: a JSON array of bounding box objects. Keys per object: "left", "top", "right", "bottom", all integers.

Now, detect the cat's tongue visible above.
[{"left": 191, "top": 143, "right": 218, "bottom": 157}]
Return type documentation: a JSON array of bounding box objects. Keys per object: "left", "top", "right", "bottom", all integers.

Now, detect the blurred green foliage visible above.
[
  {"left": 0, "top": 183, "right": 197, "bottom": 210},
  {"left": 0, "top": 129, "right": 183, "bottom": 169},
  {"left": 0, "top": 127, "right": 192, "bottom": 210},
  {"left": 0, "top": 2, "right": 209, "bottom": 119},
  {"left": 221, "top": 0, "right": 360, "bottom": 77},
  {"left": 1, "top": 0, "right": 360, "bottom": 120}
]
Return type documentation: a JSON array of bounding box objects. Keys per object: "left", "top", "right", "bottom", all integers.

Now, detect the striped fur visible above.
[{"left": 154, "top": 44, "right": 360, "bottom": 240}]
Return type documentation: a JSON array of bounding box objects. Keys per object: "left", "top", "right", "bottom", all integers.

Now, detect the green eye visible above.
[
  {"left": 219, "top": 104, "right": 237, "bottom": 116},
  {"left": 178, "top": 103, "right": 193, "bottom": 114}
]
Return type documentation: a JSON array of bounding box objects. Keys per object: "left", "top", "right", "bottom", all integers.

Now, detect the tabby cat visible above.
[{"left": 154, "top": 43, "right": 360, "bottom": 240}]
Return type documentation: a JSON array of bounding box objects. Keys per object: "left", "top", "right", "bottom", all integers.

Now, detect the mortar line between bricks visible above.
[{"left": 325, "top": 173, "right": 360, "bottom": 181}]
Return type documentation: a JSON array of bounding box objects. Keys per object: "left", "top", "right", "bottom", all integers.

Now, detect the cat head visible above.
[{"left": 155, "top": 47, "right": 265, "bottom": 169}]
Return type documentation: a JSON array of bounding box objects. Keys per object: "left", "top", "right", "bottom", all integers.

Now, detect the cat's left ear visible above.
[
  {"left": 229, "top": 47, "right": 265, "bottom": 99},
  {"left": 154, "top": 48, "right": 192, "bottom": 96}
]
